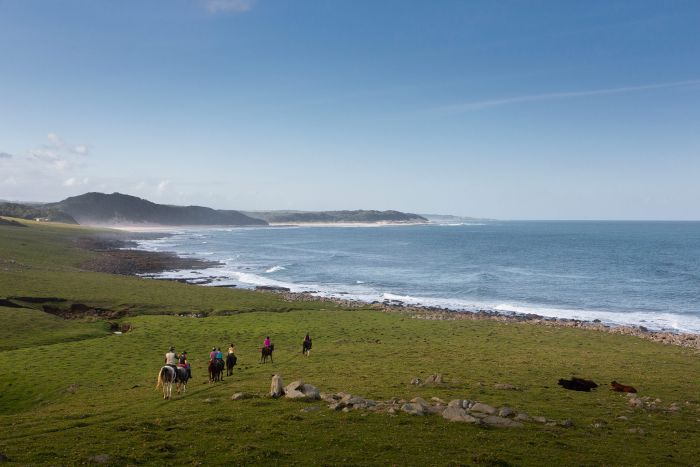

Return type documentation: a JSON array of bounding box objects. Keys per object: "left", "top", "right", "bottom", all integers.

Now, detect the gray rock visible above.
[
  {"left": 431, "top": 397, "right": 446, "bottom": 404},
  {"left": 532, "top": 416, "right": 547, "bottom": 423},
  {"left": 470, "top": 402, "right": 497, "bottom": 414},
  {"left": 616, "top": 415, "right": 628, "bottom": 421},
  {"left": 410, "top": 378, "right": 423, "bottom": 385},
  {"left": 300, "top": 383, "right": 320, "bottom": 400},
  {"left": 442, "top": 406, "right": 480, "bottom": 423},
  {"left": 270, "top": 374, "right": 284, "bottom": 398},
  {"left": 560, "top": 419, "right": 574, "bottom": 427},
  {"left": 482, "top": 415, "right": 523, "bottom": 428},
  {"left": 448, "top": 399, "right": 464, "bottom": 409},
  {"left": 410, "top": 397, "right": 430, "bottom": 409},
  {"left": 498, "top": 407, "right": 514, "bottom": 418},
  {"left": 401, "top": 403, "right": 425, "bottom": 416},
  {"left": 514, "top": 413, "right": 530, "bottom": 422},
  {"left": 231, "top": 392, "right": 252, "bottom": 400}
]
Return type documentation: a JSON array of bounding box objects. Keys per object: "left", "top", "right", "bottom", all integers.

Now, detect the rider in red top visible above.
[{"left": 263, "top": 336, "right": 271, "bottom": 348}]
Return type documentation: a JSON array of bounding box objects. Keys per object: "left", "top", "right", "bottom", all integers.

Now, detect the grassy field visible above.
[{"left": 1, "top": 219, "right": 699, "bottom": 466}]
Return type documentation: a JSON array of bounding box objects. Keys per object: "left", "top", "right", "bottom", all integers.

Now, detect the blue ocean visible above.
[{"left": 136, "top": 221, "right": 700, "bottom": 333}]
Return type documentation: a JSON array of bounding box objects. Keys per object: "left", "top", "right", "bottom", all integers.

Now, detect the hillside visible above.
[
  {"left": 243, "top": 209, "right": 428, "bottom": 224},
  {"left": 0, "top": 202, "right": 77, "bottom": 224},
  {"left": 48, "top": 192, "right": 267, "bottom": 226},
  {"left": 0, "top": 221, "right": 699, "bottom": 465}
]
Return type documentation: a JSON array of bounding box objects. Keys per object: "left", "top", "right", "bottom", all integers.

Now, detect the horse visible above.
[
  {"left": 610, "top": 381, "right": 637, "bottom": 393},
  {"left": 208, "top": 359, "right": 224, "bottom": 382},
  {"left": 156, "top": 366, "right": 189, "bottom": 399},
  {"left": 558, "top": 377, "right": 598, "bottom": 392},
  {"left": 302, "top": 339, "right": 312, "bottom": 357},
  {"left": 260, "top": 344, "right": 274, "bottom": 364},
  {"left": 226, "top": 353, "right": 237, "bottom": 376}
]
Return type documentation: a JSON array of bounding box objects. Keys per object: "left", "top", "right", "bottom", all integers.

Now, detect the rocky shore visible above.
[{"left": 77, "top": 234, "right": 221, "bottom": 275}]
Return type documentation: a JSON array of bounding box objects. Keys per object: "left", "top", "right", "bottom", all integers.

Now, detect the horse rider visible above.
[
  {"left": 227, "top": 342, "right": 237, "bottom": 356},
  {"left": 303, "top": 333, "right": 312, "bottom": 354},
  {"left": 178, "top": 350, "right": 192, "bottom": 378},
  {"left": 263, "top": 336, "right": 271, "bottom": 349},
  {"left": 215, "top": 347, "right": 224, "bottom": 363},
  {"left": 209, "top": 347, "right": 217, "bottom": 362},
  {"left": 165, "top": 346, "right": 178, "bottom": 369}
]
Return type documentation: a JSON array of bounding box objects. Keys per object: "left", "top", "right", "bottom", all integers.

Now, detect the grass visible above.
[{"left": 1, "top": 219, "right": 699, "bottom": 465}]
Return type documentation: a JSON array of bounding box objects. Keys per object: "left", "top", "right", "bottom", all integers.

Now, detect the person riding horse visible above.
[
  {"left": 165, "top": 346, "right": 178, "bottom": 369},
  {"left": 226, "top": 343, "right": 237, "bottom": 376},
  {"left": 302, "top": 333, "right": 312, "bottom": 356},
  {"left": 178, "top": 351, "right": 192, "bottom": 378}
]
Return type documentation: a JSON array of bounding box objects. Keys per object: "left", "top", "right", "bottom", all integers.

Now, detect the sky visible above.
[{"left": 1, "top": 0, "right": 699, "bottom": 220}]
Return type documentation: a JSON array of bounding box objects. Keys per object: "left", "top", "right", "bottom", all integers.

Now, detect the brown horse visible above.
[
  {"left": 226, "top": 353, "right": 237, "bottom": 376},
  {"left": 208, "top": 359, "right": 224, "bottom": 382},
  {"left": 260, "top": 344, "right": 274, "bottom": 364},
  {"left": 611, "top": 381, "right": 637, "bottom": 393}
]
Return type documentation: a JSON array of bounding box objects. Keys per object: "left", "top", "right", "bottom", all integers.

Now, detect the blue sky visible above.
[{"left": 1, "top": 0, "right": 699, "bottom": 219}]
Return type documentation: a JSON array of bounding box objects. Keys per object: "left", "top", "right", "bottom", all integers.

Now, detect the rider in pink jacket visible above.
[{"left": 263, "top": 336, "right": 271, "bottom": 348}]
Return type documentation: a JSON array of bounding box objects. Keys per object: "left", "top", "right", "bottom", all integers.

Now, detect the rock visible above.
[
  {"left": 89, "top": 454, "right": 111, "bottom": 464},
  {"left": 628, "top": 398, "right": 643, "bottom": 408},
  {"left": 425, "top": 374, "right": 444, "bottom": 384},
  {"left": 410, "top": 378, "right": 423, "bottom": 385},
  {"left": 514, "top": 413, "right": 530, "bottom": 422},
  {"left": 494, "top": 383, "right": 518, "bottom": 390},
  {"left": 616, "top": 415, "right": 629, "bottom": 421},
  {"left": 560, "top": 419, "right": 574, "bottom": 427},
  {"left": 320, "top": 393, "right": 336, "bottom": 403},
  {"left": 410, "top": 397, "right": 430, "bottom": 409},
  {"left": 448, "top": 399, "right": 464, "bottom": 409},
  {"left": 300, "top": 383, "right": 320, "bottom": 400},
  {"left": 231, "top": 392, "right": 252, "bottom": 400},
  {"left": 498, "top": 407, "right": 514, "bottom": 418},
  {"left": 204, "top": 398, "right": 215, "bottom": 403},
  {"left": 388, "top": 408, "right": 396, "bottom": 415},
  {"left": 482, "top": 415, "right": 523, "bottom": 428},
  {"left": 532, "top": 416, "right": 547, "bottom": 423},
  {"left": 470, "top": 402, "right": 497, "bottom": 415},
  {"left": 627, "top": 427, "right": 645, "bottom": 434},
  {"left": 431, "top": 397, "right": 446, "bottom": 404},
  {"left": 270, "top": 374, "right": 284, "bottom": 398},
  {"left": 442, "top": 406, "right": 480, "bottom": 423},
  {"left": 401, "top": 403, "right": 425, "bottom": 416}
]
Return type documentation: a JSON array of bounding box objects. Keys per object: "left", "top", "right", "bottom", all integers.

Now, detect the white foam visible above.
[{"left": 265, "top": 265, "right": 286, "bottom": 273}]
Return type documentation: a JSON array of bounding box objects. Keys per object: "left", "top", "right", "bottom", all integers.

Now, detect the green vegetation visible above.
[
  {"left": 0, "top": 202, "right": 77, "bottom": 224},
  {"left": 1, "top": 219, "right": 699, "bottom": 465}
]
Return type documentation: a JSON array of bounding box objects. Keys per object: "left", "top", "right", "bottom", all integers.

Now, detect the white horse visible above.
[{"left": 155, "top": 366, "right": 189, "bottom": 399}]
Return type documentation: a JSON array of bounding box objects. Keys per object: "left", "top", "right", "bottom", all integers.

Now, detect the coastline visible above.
[{"left": 85, "top": 230, "right": 700, "bottom": 350}]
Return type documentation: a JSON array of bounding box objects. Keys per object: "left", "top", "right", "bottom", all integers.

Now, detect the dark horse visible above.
[
  {"left": 208, "top": 359, "right": 224, "bottom": 382},
  {"left": 260, "top": 344, "right": 274, "bottom": 364},
  {"left": 156, "top": 366, "right": 189, "bottom": 399},
  {"left": 226, "top": 353, "right": 237, "bottom": 376},
  {"left": 302, "top": 339, "right": 312, "bottom": 356}
]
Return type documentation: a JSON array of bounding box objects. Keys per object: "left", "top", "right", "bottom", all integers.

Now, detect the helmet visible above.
[
  {"left": 169, "top": 346, "right": 175, "bottom": 351},
  {"left": 212, "top": 347, "right": 216, "bottom": 351}
]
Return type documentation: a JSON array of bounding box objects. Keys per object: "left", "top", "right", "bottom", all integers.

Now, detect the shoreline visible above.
[{"left": 86, "top": 230, "right": 700, "bottom": 350}]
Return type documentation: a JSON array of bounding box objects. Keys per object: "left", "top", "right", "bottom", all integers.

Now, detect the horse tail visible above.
[{"left": 155, "top": 367, "right": 165, "bottom": 390}]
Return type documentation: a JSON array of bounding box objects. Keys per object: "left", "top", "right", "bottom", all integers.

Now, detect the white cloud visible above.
[
  {"left": 432, "top": 79, "right": 700, "bottom": 114},
  {"left": 62, "top": 177, "right": 89, "bottom": 187},
  {"left": 0, "top": 152, "right": 12, "bottom": 159},
  {"left": 157, "top": 180, "right": 170, "bottom": 194},
  {"left": 204, "top": 0, "right": 256, "bottom": 13}
]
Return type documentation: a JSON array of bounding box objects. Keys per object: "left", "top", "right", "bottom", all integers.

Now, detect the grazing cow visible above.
[
  {"left": 558, "top": 377, "right": 598, "bottom": 392},
  {"left": 610, "top": 381, "right": 637, "bottom": 393}
]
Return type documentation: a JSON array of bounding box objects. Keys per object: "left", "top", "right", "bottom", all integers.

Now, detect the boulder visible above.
[
  {"left": 470, "top": 402, "right": 497, "bottom": 414},
  {"left": 401, "top": 403, "right": 425, "bottom": 416},
  {"left": 410, "top": 397, "right": 431, "bottom": 410},
  {"left": 498, "top": 407, "right": 514, "bottom": 418},
  {"left": 270, "top": 374, "right": 284, "bottom": 398},
  {"left": 514, "top": 413, "right": 530, "bottom": 422},
  {"left": 442, "top": 406, "right": 480, "bottom": 424},
  {"left": 532, "top": 416, "right": 547, "bottom": 423},
  {"left": 425, "top": 374, "right": 444, "bottom": 384},
  {"left": 410, "top": 378, "right": 423, "bottom": 385},
  {"left": 482, "top": 415, "right": 523, "bottom": 428},
  {"left": 448, "top": 399, "right": 464, "bottom": 409},
  {"left": 231, "top": 392, "right": 252, "bottom": 400},
  {"left": 300, "top": 383, "right": 320, "bottom": 400}
]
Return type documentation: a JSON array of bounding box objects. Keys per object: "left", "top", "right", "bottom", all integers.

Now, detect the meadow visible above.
[{"left": 1, "top": 219, "right": 699, "bottom": 466}]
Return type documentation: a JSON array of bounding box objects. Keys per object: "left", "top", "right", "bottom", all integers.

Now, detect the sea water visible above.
[{"left": 136, "top": 221, "right": 700, "bottom": 333}]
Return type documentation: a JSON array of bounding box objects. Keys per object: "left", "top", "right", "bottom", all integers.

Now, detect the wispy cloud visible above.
[
  {"left": 0, "top": 152, "right": 12, "bottom": 159},
  {"left": 432, "top": 79, "right": 700, "bottom": 114},
  {"left": 203, "top": 0, "right": 256, "bottom": 13}
]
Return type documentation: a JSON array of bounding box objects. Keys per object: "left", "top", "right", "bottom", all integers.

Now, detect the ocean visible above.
[{"left": 135, "top": 221, "right": 700, "bottom": 333}]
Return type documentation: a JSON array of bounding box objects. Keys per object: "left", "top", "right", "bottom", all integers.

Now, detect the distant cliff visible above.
[
  {"left": 243, "top": 210, "right": 428, "bottom": 224},
  {"left": 0, "top": 202, "right": 77, "bottom": 224},
  {"left": 48, "top": 192, "right": 268, "bottom": 226}
]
